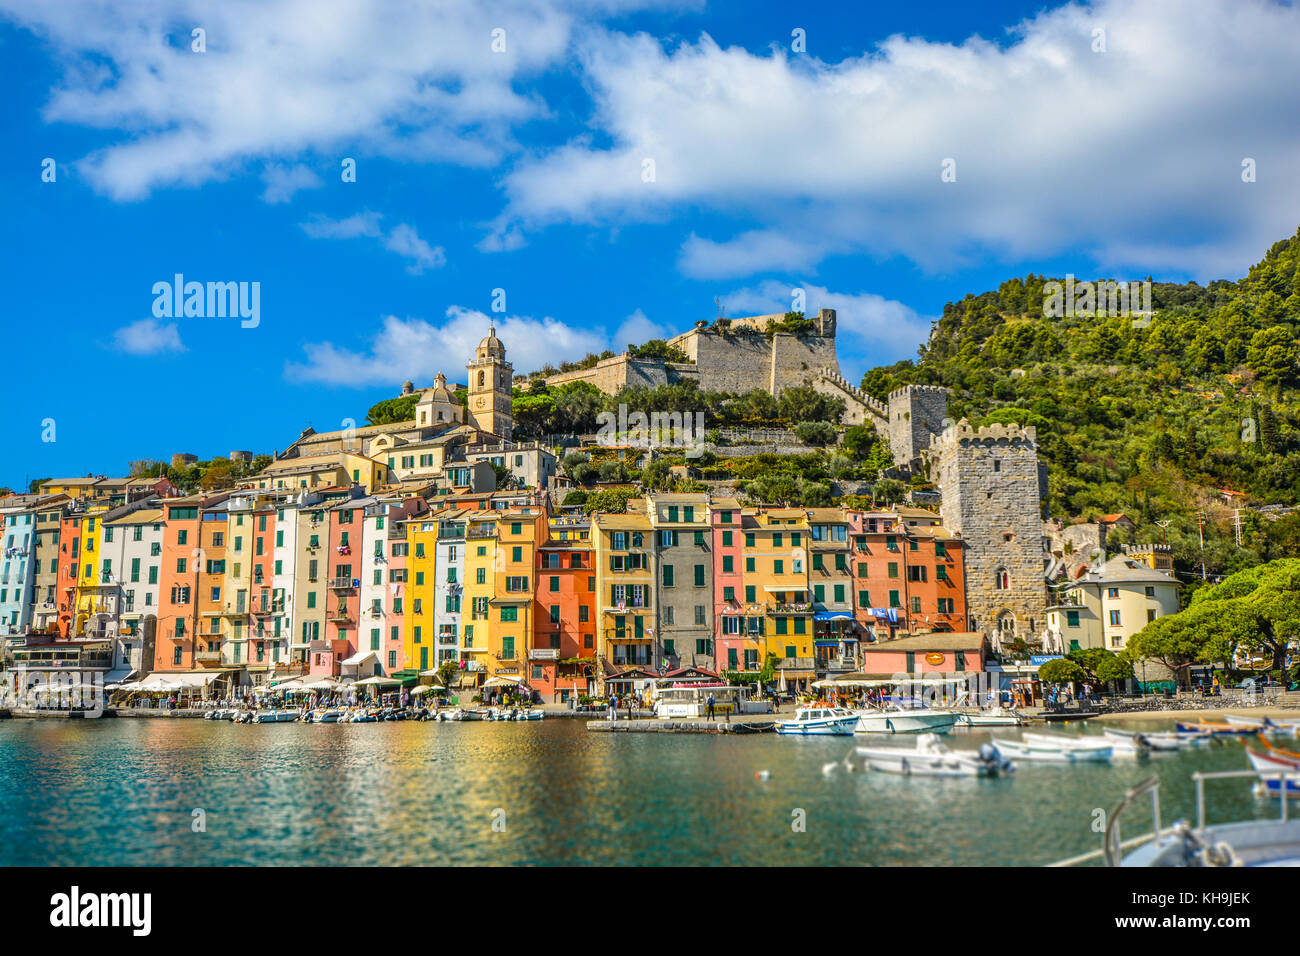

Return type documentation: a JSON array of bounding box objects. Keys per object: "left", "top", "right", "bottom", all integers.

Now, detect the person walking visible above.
[{"left": 706, "top": 693, "right": 716, "bottom": 721}]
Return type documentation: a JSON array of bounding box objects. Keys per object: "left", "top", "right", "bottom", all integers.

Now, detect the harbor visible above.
[{"left": 2, "top": 709, "right": 1297, "bottom": 867}]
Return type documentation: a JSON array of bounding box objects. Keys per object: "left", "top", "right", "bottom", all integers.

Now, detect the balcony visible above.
[
  {"left": 495, "top": 651, "right": 518, "bottom": 661},
  {"left": 603, "top": 627, "right": 652, "bottom": 643},
  {"left": 327, "top": 608, "right": 353, "bottom": 623},
  {"left": 824, "top": 658, "right": 857, "bottom": 673},
  {"left": 769, "top": 602, "right": 813, "bottom": 615},
  {"left": 327, "top": 577, "right": 357, "bottom": 590},
  {"left": 194, "top": 650, "right": 222, "bottom": 666}
]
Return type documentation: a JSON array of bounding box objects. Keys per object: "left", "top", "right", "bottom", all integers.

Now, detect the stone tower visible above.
[
  {"left": 466, "top": 327, "right": 513, "bottom": 440},
  {"left": 934, "top": 419, "right": 1046, "bottom": 651},
  {"left": 887, "top": 385, "right": 949, "bottom": 466}
]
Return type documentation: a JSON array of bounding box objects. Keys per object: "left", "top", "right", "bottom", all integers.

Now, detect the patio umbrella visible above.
[
  {"left": 411, "top": 685, "right": 444, "bottom": 696},
  {"left": 352, "top": 676, "right": 401, "bottom": 687}
]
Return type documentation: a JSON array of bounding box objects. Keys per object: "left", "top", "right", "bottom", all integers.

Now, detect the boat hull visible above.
[
  {"left": 775, "top": 716, "right": 857, "bottom": 736},
  {"left": 852, "top": 711, "right": 957, "bottom": 735},
  {"left": 996, "top": 739, "right": 1113, "bottom": 762}
]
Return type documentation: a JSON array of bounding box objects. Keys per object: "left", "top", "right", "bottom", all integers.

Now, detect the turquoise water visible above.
[{"left": 0, "top": 717, "right": 1280, "bottom": 865}]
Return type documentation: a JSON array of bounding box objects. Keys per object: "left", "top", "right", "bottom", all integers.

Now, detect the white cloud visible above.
[
  {"left": 300, "top": 212, "right": 444, "bottom": 272},
  {"left": 722, "top": 280, "right": 933, "bottom": 378},
  {"left": 261, "top": 163, "right": 323, "bottom": 204},
  {"left": 1, "top": 0, "right": 677, "bottom": 200},
  {"left": 286, "top": 308, "right": 607, "bottom": 386},
  {"left": 112, "top": 318, "right": 186, "bottom": 355},
  {"left": 501, "top": 0, "right": 1300, "bottom": 279},
  {"left": 612, "top": 308, "right": 667, "bottom": 348}
]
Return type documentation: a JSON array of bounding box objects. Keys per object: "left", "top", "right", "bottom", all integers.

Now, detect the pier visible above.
[{"left": 587, "top": 717, "right": 778, "bottom": 733}]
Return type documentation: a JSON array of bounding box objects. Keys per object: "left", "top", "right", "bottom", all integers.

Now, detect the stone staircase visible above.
[{"left": 813, "top": 367, "right": 887, "bottom": 426}]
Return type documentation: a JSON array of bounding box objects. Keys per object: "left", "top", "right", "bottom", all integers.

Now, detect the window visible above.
[
  {"left": 1147, "top": 609, "right": 1157, "bottom": 622},
  {"left": 1144, "top": 586, "right": 1155, "bottom": 597},
  {"left": 1109, "top": 610, "right": 1122, "bottom": 626},
  {"left": 662, "top": 564, "right": 674, "bottom": 587},
  {"left": 1107, "top": 587, "right": 1120, "bottom": 599},
  {"left": 501, "top": 606, "right": 518, "bottom": 622},
  {"left": 1066, "top": 610, "right": 1080, "bottom": 628},
  {"left": 995, "top": 569, "right": 1010, "bottom": 590},
  {"left": 887, "top": 562, "right": 898, "bottom": 578}
]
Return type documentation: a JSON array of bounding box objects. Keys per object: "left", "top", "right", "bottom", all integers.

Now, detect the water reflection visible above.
[{"left": 0, "top": 718, "right": 1276, "bottom": 866}]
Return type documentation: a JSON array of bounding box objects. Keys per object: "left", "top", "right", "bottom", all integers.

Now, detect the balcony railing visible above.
[
  {"left": 327, "top": 608, "right": 353, "bottom": 623},
  {"left": 603, "top": 627, "right": 652, "bottom": 643},
  {"left": 529, "top": 648, "right": 559, "bottom": 660},
  {"left": 194, "top": 650, "right": 222, "bottom": 665},
  {"left": 327, "top": 578, "right": 357, "bottom": 590},
  {"left": 769, "top": 602, "right": 813, "bottom": 615}
]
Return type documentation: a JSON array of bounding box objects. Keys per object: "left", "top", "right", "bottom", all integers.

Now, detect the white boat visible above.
[
  {"left": 517, "top": 709, "right": 544, "bottom": 721},
  {"left": 306, "top": 709, "right": 342, "bottom": 723},
  {"left": 1103, "top": 728, "right": 1176, "bottom": 752},
  {"left": 1245, "top": 747, "right": 1300, "bottom": 796},
  {"left": 775, "top": 705, "right": 859, "bottom": 736},
  {"left": 848, "top": 734, "right": 1015, "bottom": 777},
  {"left": 1220, "top": 714, "right": 1269, "bottom": 728},
  {"left": 1023, "top": 729, "right": 1137, "bottom": 755},
  {"left": 252, "top": 709, "right": 300, "bottom": 723},
  {"left": 996, "top": 734, "right": 1113, "bottom": 763},
  {"left": 851, "top": 706, "right": 957, "bottom": 735},
  {"left": 1055, "top": 771, "right": 1300, "bottom": 866},
  {"left": 952, "top": 707, "right": 1025, "bottom": 727}
]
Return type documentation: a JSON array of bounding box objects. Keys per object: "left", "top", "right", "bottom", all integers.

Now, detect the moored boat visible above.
[
  {"left": 848, "top": 733, "right": 1015, "bottom": 777},
  {"left": 952, "top": 707, "right": 1025, "bottom": 727},
  {"left": 1244, "top": 747, "right": 1300, "bottom": 796},
  {"left": 775, "top": 705, "right": 858, "bottom": 736},
  {"left": 995, "top": 735, "right": 1113, "bottom": 763},
  {"left": 1176, "top": 720, "right": 1259, "bottom": 735},
  {"left": 1023, "top": 729, "right": 1142, "bottom": 757},
  {"left": 252, "top": 709, "right": 300, "bottom": 723},
  {"left": 850, "top": 705, "right": 957, "bottom": 735}
]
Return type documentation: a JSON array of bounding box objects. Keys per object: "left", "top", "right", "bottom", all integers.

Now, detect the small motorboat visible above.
[
  {"left": 253, "top": 709, "right": 301, "bottom": 723},
  {"left": 1243, "top": 747, "right": 1300, "bottom": 796},
  {"left": 347, "top": 710, "right": 380, "bottom": 723},
  {"left": 1219, "top": 714, "right": 1270, "bottom": 728},
  {"left": 1176, "top": 720, "right": 1259, "bottom": 736},
  {"left": 952, "top": 707, "right": 1025, "bottom": 727},
  {"left": 996, "top": 734, "right": 1113, "bottom": 763},
  {"left": 306, "top": 709, "right": 342, "bottom": 723},
  {"left": 1104, "top": 728, "right": 1182, "bottom": 752},
  {"left": 848, "top": 734, "right": 1015, "bottom": 777},
  {"left": 1255, "top": 735, "right": 1300, "bottom": 765},
  {"left": 517, "top": 709, "right": 544, "bottom": 721},
  {"left": 775, "top": 705, "right": 859, "bottom": 736},
  {"left": 851, "top": 705, "right": 957, "bottom": 735}
]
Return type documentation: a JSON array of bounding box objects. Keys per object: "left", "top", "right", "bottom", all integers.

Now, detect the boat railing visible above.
[{"left": 1050, "top": 769, "right": 1295, "bottom": 867}]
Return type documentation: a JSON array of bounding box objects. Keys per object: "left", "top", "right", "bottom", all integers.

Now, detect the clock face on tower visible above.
[{"left": 476, "top": 397, "right": 487, "bottom": 409}]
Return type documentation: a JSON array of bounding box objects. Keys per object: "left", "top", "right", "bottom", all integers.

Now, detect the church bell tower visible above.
[{"left": 466, "top": 326, "right": 513, "bottom": 441}]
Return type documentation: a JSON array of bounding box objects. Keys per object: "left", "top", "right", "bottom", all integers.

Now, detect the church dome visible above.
[{"left": 476, "top": 326, "right": 505, "bottom": 359}]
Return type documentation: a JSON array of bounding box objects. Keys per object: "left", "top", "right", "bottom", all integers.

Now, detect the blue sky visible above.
[{"left": 2, "top": 0, "right": 1298, "bottom": 491}]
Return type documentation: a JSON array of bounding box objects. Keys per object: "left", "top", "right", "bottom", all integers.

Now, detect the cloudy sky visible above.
[{"left": 2, "top": 0, "right": 1298, "bottom": 487}]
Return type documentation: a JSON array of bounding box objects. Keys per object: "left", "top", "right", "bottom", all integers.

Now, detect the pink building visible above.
[{"left": 710, "top": 499, "right": 748, "bottom": 672}]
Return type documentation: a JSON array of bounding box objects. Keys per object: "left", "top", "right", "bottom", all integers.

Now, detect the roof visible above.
[
  {"left": 1099, "top": 513, "right": 1132, "bottom": 523},
  {"left": 104, "top": 508, "right": 164, "bottom": 526},
  {"left": 1068, "top": 555, "right": 1179, "bottom": 587},
  {"left": 861, "top": 632, "right": 986, "bottom": 652}
]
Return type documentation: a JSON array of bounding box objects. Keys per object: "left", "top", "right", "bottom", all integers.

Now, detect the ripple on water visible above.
[{"left": 0, "top": 718, "right": 1273, "bottom": 865}]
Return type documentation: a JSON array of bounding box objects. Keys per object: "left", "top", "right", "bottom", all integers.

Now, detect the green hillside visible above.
[{"left": 859, "top": 225, "right": 1300, "bottom": 584}]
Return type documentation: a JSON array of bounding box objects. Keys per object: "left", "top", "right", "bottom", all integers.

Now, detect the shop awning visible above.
[
  {"left": 340, "top": 651, "right": 378, "bottom": 666},
  {"left": 813, "top": 612, "right": 854, "bottom": 621}
]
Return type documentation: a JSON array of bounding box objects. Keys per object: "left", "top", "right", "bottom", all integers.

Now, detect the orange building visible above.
[
  {"left": 531, "top": 513, "right": 596, "bottom": 702},
  {"left": 847, "top": 509, "right": 966, "bottom": 639},
  {"left": 154, "top": 495, "right": 223, "bottom": 671}
]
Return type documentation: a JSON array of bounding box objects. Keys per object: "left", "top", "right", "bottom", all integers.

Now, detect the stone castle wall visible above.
[
  {"left": 541, "top": 309, "right": 839, "bottom": 398},
  {"left": 887, "top": 385, "right": 950, "bottom": 465},
  {"left": 935, "top": 420, "right": 1047, "bottom": 650}
]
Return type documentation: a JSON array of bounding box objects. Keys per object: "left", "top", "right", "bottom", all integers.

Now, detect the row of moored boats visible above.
[{"left": 204, "top": 705, "right": 545, "bottom": 723}]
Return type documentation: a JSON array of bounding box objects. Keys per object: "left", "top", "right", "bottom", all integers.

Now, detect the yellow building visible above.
[
  {"left": 489, "top": 510, "right": 545, "bottom": 685},
  {"left": 71, "top": 500, "right": 114, "bottom": 636},
  {"left": 592, "top": 512, "right": 655, "bottom": 683},
  {"left": 404, "top": 518, "right": 441, "bottom": 673},
  {"left": 244, "top": 451, "right": 392, "bottom": 493},
  {"left": 740, "top": 508, "right": 814, "bottom": 667}
]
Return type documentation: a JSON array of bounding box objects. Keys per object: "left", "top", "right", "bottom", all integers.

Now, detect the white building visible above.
[{"left": 433, "top": 514, "right": 466, "bottom": 667}]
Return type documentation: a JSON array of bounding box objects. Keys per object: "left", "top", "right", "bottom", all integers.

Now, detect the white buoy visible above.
[
  {"left": 755, "top": 770, "right": 770, "bottom": 781},
  {"left": 821, "top": 761, "right": 838, "bottom": 775}
]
